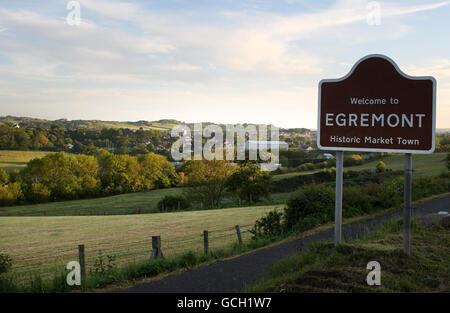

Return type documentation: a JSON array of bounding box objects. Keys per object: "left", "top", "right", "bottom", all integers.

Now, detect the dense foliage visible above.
[
  {"left": 0, "top": 151, "right": 179, "bottom": 206},
  {"left": 252, "top": 172, "right": 450, "bottom": 238},
  {"left": 157, "top": 195, "right": 191, "bottom": 212},
  {"left": 182, "top": 160, "right": 235, "bottom": 208},
  {"left": 0, "top": 123, "right": 173, "bottom": 156},
  {"left": 226, "top": 164, "right": 272, "bottom": 203}
]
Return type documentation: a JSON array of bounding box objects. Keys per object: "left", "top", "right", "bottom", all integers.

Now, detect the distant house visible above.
[
  {"left": 13, "top": 123, "right": 20, "bottom": 128},
  {"left": 67, "top": 143, "right": 74, "bottom": 150}
]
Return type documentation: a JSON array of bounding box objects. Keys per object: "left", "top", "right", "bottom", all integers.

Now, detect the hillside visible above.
[
  {"left": 0, "top": 116, "right": 181, "bottom": 131},
  {"left": 249, "top": 219, "right": 450, "bottom": 292}
]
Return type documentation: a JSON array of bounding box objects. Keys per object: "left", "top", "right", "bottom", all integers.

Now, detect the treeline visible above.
[
  {"left": 276, "top": 150, "right": 384, "bottom": 171},
  {"left": 0, "top": 124, "right": 173, "bottom": 156},
  {"left": 437, "top": 134, "right": 450, "bottom": 152},
  {"left": 252, "top": 171, "right": 450, "bottom": 238},
  {"left": 271, "top": 166, "right": 402, "bottom": 193},
  {"left": 0, "top": 151, "right": 179, "bottom": 206}
]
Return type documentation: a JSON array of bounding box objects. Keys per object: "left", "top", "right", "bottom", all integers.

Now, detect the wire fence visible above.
[{"left": 5, "top": 223, "right": 254, "bottom": 283}]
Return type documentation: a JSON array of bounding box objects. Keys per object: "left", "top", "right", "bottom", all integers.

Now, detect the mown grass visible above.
[
  {"left": 248, "top": 218, "right": 450, "bottom": 293},
  {"left": 0, "top": 187, "right": 183, "bottom": 216},
  {"left": 0, "top": 205, "right": 281, "bottom": 284},
  {"left": 0, "top": 150, "right": 53, "bottom": 173},
  {"left": 272, "top": 152, "right": 447, "bottom": 181},
  {"left": 0, "top": 235, "right": 277, "bottom": 293}
]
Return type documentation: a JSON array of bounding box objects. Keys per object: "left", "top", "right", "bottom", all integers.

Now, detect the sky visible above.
[{"left": 0, "top": 0, "right": 449, "bottom": 129}]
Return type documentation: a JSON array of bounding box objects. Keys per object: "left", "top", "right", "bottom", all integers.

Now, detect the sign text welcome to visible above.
[{"left": 317, "top": 54, "right": 436, "bottom": 153}]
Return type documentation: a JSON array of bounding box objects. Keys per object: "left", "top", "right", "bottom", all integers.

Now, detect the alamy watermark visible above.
[
  {"left": 66, "top": 260, "right": 81, "bottom": 286},
  {"left": 170, "top": 123, "right": 280, "bottom": 171},
  {"left": 366, "top": 261, "right": 381, "bottom": 286},
  {"left": 66, "top": 1, "right": 81, "bottom": 26},
  {"left": 367, "top": 1, "right": 381, "bottom": 26}
]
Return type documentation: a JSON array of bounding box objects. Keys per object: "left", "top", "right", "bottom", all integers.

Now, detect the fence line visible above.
[{"left": 9, "top": 223, "right": 255, "bottom": 280}]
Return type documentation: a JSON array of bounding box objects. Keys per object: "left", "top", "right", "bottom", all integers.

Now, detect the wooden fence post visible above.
[
  {"left": 235, "top": 225, "right": 243, "bottom": 244},
  {"left": 203, "top": 230, "right": 209, "bottom": 255},
  {"left": 78, "top": 244, "right": 86, "bottom": 282},
  {"left": 150, "top": 236, "right": 164, "bottom": 259}
]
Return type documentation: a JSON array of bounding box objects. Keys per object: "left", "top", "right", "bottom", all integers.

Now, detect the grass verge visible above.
[
  {"left": 248, "top": 218, "right": 450, "bottom": 292},
  {"left": 0, "top": 236, "right": 279, "bottom": 292}
]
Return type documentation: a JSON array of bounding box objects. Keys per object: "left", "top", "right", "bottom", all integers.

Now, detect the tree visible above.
[
  {"left": 99, "top": 153, "right": 143, "bottom": 194},
  {"left": 435, "top": 136, "right": 441, "bottom": 151},
  {"left": 0, "top": 182, "right": 22, "bottom": 206},
  {"left": 183, "top": 160, "right": 234, "bottom": 208},
  {"left": 376, "top": 161, "right": 386, "bottom": 173},
  {"left": 226, "top": 164, "right": 271, "bottom": 203},
  {"left": 138, "top": 153, "right": 179, "bottom": 189},
  {"left": 0, "top": 168, "right": 9, "bottom": 185},
  {"left": 19, "top": 152, "right": 100, "bottom": 201}
]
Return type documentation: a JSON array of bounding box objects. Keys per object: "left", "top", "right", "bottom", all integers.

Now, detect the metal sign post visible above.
[
  {"left": 334, "top": 151, "right": 344, "bottom": 246},
  {"left": 317, "top": 54, "right": 436, "bottom": 253},
  {"left": 403, "top": 154, "right": 412, "bottom": 254}
]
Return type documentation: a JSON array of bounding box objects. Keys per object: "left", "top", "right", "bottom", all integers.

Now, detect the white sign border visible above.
[{"left": 317, "top": 54, "right": 436, "bottom": 154}]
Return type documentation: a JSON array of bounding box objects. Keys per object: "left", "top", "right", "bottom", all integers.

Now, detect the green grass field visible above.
[
  {"left": 0, "top": 150, "right": 53, "bottom": 173},
  {"left": 0, "top": 205, "right": 280, "bottom": 282},
  {"left": 273, "top": 152, "right": 447, "bottom": 181},
  {"left": 0, "top": 187, "right": 182, "bottom": 216}
]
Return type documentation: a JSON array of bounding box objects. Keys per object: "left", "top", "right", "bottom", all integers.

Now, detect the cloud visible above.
[
  {"left": 0, "top": 0, "right": 449, "bottom": 127},
  {"left": 81, "top": 0, "right": 139, "bottom": 20},
  {"left": 404, "top": 59, "right": 450, "bottom": 128}
]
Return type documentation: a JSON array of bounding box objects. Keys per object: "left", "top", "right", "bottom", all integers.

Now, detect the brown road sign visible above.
[{"left": 317, "top": 54, "right": 436, "bottom": 153}]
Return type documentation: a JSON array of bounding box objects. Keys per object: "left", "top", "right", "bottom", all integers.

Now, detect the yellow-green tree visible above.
[{"left": 183, "top": 160, "right": 235, "bottom": 208}]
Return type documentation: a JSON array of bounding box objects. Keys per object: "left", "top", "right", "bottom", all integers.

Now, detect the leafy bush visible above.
[
  {"left": 28, "top": 183, "right": 51, "bottom": 203},
  {"left": 0, "top": 169, "right": 9, "bottom": 186},
  {"left": 90, "top": 251, "right": 116, "bottom": 276},
  {"left": 0, "top": 254, "right": 12, "bottom": 275},
  {"left": 284, "top": 184, "right": 335, "bottom": 231},
  {"left": 253, "top": 173, "right": 449, "bottom": 240},
  {"left": 226, "top": 164, "right": 272, "bottom": 203},
  {"left": 0, "top": 182, "right": 23, "bottom": 206},
  {"left": 158, "top": 195, "right": 191, "bottom": 212},
  {"left": 250, "top": 210, "right": 284, "bottom": 238},
  {"left": 376, "top": 161, "right": 386, "bottom": 173},
  {"left": 344, "top": 154, "right": 363, "bottom": 166}
]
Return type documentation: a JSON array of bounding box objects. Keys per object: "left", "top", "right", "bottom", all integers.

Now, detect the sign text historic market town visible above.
[{"left": 317, "top": 54, "right": 436, "bottom": 254}]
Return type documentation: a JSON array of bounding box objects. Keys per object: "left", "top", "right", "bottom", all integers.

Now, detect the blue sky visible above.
[{"left": 0, "top": 0, "right": 449, "bottom": 128}]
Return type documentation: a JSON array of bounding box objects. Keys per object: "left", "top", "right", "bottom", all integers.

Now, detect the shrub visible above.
[
  {"left": 376, "top": 161, "right": 386, "bottom": 173},
  {"left": 250, "top": 210, "right": 284, "bottom": 238},
  {"left": 0, "top": 169, "right": 9, "bottom": 186},
  {"left": 28, "top": 183, "right": 51, "bottom": 203},
  {"left": 158, "top": 195, "right": 191, "bottom": 212},
  {"left": 0, "top": 254, "right": 12, "bottom": 275},
  {"left": 344, "top": 154, "right": 363, "bottom": 166},
  {"left": 226, "top": 165, "right": 272, "bottom": 203},
  {"left": 297, "top": 162, "right": 315, "bottom": 171},
  {"left": 0, "top": 182, "right": 23, "bottom": 206},
  {"left": 284, "top": 184, "right": 334, "bottom": 231}
]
